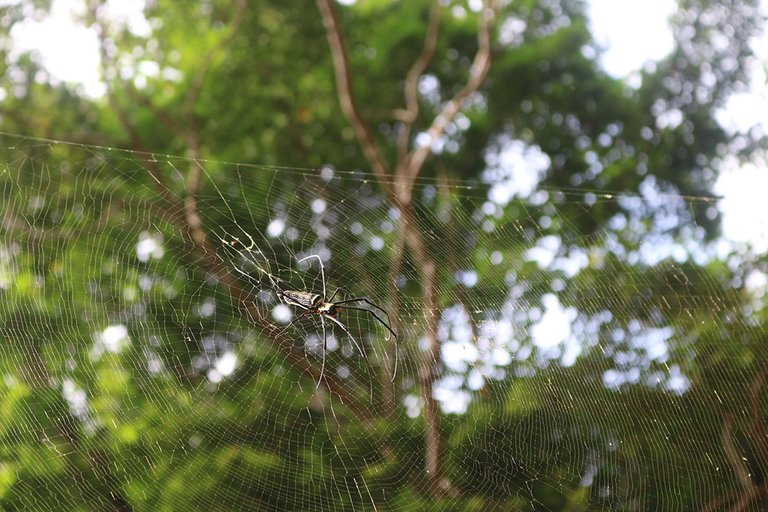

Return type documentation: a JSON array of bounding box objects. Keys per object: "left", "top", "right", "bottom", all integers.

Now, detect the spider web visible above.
[{"left": 0, "top": 132, "right": 766, "bottom": 510}]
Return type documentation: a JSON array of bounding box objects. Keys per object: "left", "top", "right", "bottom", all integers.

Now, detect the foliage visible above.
[{"left": 1, "top": 0, "right": 767, "bottom": 510}]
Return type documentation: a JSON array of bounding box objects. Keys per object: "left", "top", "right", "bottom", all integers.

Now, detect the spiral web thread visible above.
[{"left": 0, "top": 132, "right": 765, "bottom": 510}]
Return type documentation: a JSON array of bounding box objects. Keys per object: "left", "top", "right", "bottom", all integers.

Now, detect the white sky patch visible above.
[
  {"left": 197, "top": 298, "right": 215, "bottom": 318},
  {"left": 403, "top": 394, "right": 423, "bottom": 419},
  {"left": 7, "top": 0, "right": 671, "bottom": 97},
  {"left": 484, "top": 137, "right": 550, "bottom": 205},
  {"left": 91, "top": 324, "right": 130, "bottom": 360},
  {"left": 434, "top": 376, "right": 472, "bottom": 414},
  {"left": 716, "top": 92, "right": 768, "bottom": 135},
  {"left": 9, "top": 0, "right": 101, "bottom": 96},
  {"left": 715, "top": 159, "right": 768, "bottom": 253},
  {"left": 9, "top": 0, "right": 149, "bottom": 98},
  {"left": 62, "top": 377, "right": 99, "bottom": 433},
  {"left": 586, "top": 0, "right": 768, "bottom": 257},
  {"left": 369, "top": 235, "right": 385, "bottom": 251},
  {"left": 214, "top": 352, "right": 237, "bottom": 377},
  {"left": 62, "top": 378, "right": 88, "bottom": 417},
  {"left": 311, "top": 198, "right": 327, "bottom": 215},
  {"left": 588, "top": 0, "right": 676, "bottom": 78},
  {"left": 267, "top": 218, "right": 286, "bottom": 238},
  {"left": 272, "top": 303, "right": 292, "bottom": 324},
  {"left": 526, "top": 235, "right": 561, "bottom": 268},
  {"left": 136, "top": 232, "right": 165, "bottom": 262},
  {"left": 100, "top": 0, "right": 152, "bottom": 37},
  {"left": 442, "top": 338, "right": 479, "bottom": 373},
  {"left": 715, "top": 19, "right": 768, "bottom": 136},
  {"left": 454, "top": 270, "right": 479, "bottom": 287},
  {"left": 530, "top": 294, "right": 575, "bottom": 349}
]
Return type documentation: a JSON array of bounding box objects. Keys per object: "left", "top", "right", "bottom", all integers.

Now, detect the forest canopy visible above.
[{"left": 1, "top": 0, "right": 767, "bottom": 510}]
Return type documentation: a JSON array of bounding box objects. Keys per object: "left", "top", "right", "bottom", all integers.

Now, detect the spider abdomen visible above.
[{"left": 280, "top": 290, "right": 324, "bottom": 309}]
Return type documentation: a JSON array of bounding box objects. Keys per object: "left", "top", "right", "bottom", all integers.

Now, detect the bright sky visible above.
[
  {"left": 7, "top": 0, "right": 768, "bottom": 252},
  {"left": 588, "top": 0, "right": 768, "bottom": 252},
  {"left": 589, "top": 0, "right": 677, "bottom": 77}
]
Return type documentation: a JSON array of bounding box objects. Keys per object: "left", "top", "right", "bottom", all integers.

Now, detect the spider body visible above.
[
  {"left": 280, "top": 290, "right": 331, "bottom": 313},
  {"left": 279, "top": 289, "right": 348, "bottom": 320},
  {"left": 275, "top": 255, "right": 397, "bottom": 387},
  {"left": 277, "top": 288, "right": 394, "bottom": 340}
]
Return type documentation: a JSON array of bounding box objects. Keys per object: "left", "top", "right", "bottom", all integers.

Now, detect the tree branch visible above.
[
  {"left": 749, "top": 361, "right": 768, "bottom": 463},
  {"left": 92, "top": 0, "right": 370, "bottom": 417},
  {"left": 397, "top": 2, "right": 442, "bottom": 163},
  {"left": 721, "top": 413, "right": 755, "bottom": 491},
  {"left": 706, "top": 411, "right": 768, "bottom": 512},
  {"left": 399, "top": 0, "right": 496, "bottom": 199},
  {"left": 315, "top": 0, "right": 392, "bottom": 186},
  {"left": 316, "top": 0, "right": 498, "bottom": 493},
  {"left": 399, "top": 204, "right": 459, "bottom": 496}
]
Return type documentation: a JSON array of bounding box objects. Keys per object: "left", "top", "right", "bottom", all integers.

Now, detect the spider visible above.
[{"left": 277, "top": 255, "right": 397, "bottom": 387}]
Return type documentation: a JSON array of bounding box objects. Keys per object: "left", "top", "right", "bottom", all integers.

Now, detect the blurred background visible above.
[{"left": 1, "top": 0, "right": 767, "bottom": 510}]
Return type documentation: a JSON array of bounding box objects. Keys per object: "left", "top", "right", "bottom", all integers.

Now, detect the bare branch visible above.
[
  {"left": 92, "top": 1, "right": 368, "bottom": 416},
  {"left": 711, "top": 411, "right": 768, "bottom": 512},
  {"left": 126, "top": 86, "right": 186, "bottom": 134},
  {"left": 400, "top": 0, "right": 497, "bottom": 195},
  {"left": 400, "top": 204, "right": 454, "bottom": 496},
  {"left": 749, "top": 362, "right": 768, "bottom": 462},
  {"left": 397, "top": 2, "right": 442, "bottom": 162},
  {"left": 178, "top": 1, "right": 247, "bottom": 248},
  {"left": 722, "top": 413, "right": 755, "bottom": 491},
  {"left": 94, "top": 17, "right": 143, "bottom": 151},
  {"left": 383, "top": 220, "right": 406, "bottom": 416},
  {"left": 315, "top": 0, "right": 392, "bottom": 186},
  {"left": 316, "top": 0, "right": 499, "bottom": 489}
]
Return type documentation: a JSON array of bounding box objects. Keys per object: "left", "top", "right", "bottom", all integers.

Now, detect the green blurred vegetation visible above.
[{"left": 1, "top": 0, "right": 767, "bottom": 510}]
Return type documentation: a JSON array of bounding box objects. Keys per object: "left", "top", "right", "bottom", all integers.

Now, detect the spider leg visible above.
[
  {"left": 317, "top": 316, "right": 327, "bottom": 389},
  {"left": 391, "top": 338, "right": 398, "bottom": 383},
  {"left": 330, "top": 298, "right": 394, "bottom": 332},
  {"left": 276, "top": 304, "right": 327, "bottom": 389},
  {"left": 298, "top": 254, "right": 326, "bottom": 298},
  {"left": 338, "top": 305, "right": 398, "bottom": 341},
  {"left": 324, "top": 313, "right": 367, "bottom": 360},
  {"left": 327, "top": 287, "right": 343, "bottom": 303},
  {"left": 274, "top": 309, "right": 313, "bottom": 338},
  {"left": 337, "top": 304, "right": 398, "bottom": 383}
]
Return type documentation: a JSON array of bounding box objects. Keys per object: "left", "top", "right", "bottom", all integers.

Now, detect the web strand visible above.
[{"left": 0, "top": 132, "right": 760, "bottom": 511}]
